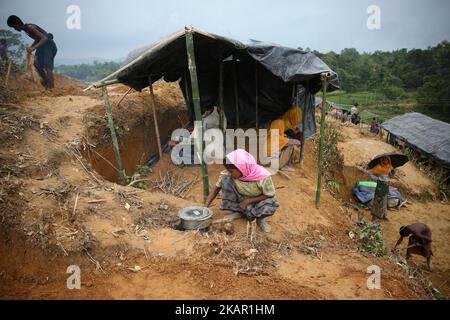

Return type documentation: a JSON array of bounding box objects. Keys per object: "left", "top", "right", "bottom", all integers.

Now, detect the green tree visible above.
[
  {"left": 0, "top": 29, "right": 27, "bottom": 69},
  {"left": 415, "top": 42, "right": 450, "bottom": 121}
]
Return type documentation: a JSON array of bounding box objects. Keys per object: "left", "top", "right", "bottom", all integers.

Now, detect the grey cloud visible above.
[{"left": 0, "top": 0, "right": 449, "bottom": 61}]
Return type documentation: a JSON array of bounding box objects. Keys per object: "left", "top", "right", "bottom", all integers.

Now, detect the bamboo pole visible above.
[
  {"left": 233, "top": 57, "right": 240, "bottom": 128},
  {"left": 148, "top": 76, "right": 163, "bottom": 159},
  {"left": 4, "top": 59, "right": 12, "bottom": 86},
  {"left": 184, "top": 72, "right": 191, "bottom": 111},
  {"left": 91, "top": 78, "right": 121, "bottom": 89},
  {"left": 102, "top": 87, "right": 126, "bottom": 185},
  {"left": 218, "top": 49, "right": 225, "bottom": 135},
  {"left": 291, "top": 82, "right": 296, "bottom": 105},
  {"left": 115, "top": 87, "right": 132, "bottom": 108},
  {"left": 255, "top": 61, "right": 259, "bottom": 130},
  {"left": 185, "top": 29, "right": 210, "bottom": 200},
  {"left": 315, "top": 72, "right": 331, "bottom": 208},
  {"left": 300, "top": 81, "right": 309, "bottom": 164}
]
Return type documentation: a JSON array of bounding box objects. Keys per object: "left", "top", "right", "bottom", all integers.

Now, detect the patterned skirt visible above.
[
  {"left": 219, "top": 175, "right": 279, "bottom": 220},
  {"left": 407, "top": 236, "right": 433, "bottom": 258}
]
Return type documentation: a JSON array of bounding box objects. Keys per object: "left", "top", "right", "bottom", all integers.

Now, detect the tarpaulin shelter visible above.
[
  {"left": 90, "top": 26, "right": 339, "bottom": 205},
  {"left": 381, "top": 112, "right": 450, "bottom": 168},
  {"left": 94, "top": 27, "right": 338, "bottom": 129}
]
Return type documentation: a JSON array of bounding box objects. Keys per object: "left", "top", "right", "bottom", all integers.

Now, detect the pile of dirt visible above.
[{"left": 6, "top": 71, "right": 92, "bottom": 100}]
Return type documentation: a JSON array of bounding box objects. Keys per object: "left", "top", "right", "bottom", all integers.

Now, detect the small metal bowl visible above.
[{"left": 178, "top": 206, "right": 213, "bottom": 231}]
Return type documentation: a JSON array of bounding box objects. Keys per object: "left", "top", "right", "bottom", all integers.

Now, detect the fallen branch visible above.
[
  {"left": 70, "top": 192, "right": 80, "bottom": 223},
  {"left": 65, "top": 146, "right": 101, "bottom": 184},
  {"left": 127, "top": 178, "right": 152, "bottom": 187},
  {"left": 87, "top": 146, "right": 119, "bottom": 173},
  {"left": 57, "top": 242, "right": 69, "bottom": 256},
  {"left": 277, "top": 170, "right": 292, "bottom": 180},
  {"left": 151, "top": 170, "right": 198, "bottom": 198},
  {"left": 83, "top": 249, "right": 106, "bottom": 274},
  {"left": 87, "top": 199, "right": 107, "bottom": 203}
]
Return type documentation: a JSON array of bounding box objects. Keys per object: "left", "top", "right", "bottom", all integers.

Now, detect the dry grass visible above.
[
  {"left": 151, "top": 170, "right": 198, "bottom": 198},
  {"left": 195, "top": 225, "right": 326, "bottom": 276}
]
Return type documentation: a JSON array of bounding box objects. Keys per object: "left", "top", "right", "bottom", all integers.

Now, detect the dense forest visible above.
[{"left": 314, "top": 41, "right": 450, "bottom": 121}]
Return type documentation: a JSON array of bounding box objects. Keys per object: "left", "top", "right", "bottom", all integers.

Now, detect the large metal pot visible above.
[{"left": 178, "top": 206, "right": 213, "bottom": 231}]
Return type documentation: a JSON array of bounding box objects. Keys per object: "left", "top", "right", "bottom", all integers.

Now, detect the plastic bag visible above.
[{"left": 203, "top": 106, "right": 226, "bottom": 130}]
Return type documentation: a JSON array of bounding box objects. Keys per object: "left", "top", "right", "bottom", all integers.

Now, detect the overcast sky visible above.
[{"left": 1, "top": 0, "right": 449, "bottom": 61}]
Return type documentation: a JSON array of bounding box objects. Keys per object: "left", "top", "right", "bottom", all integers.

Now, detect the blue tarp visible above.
[
  {"left": 381, "top": 112, "right": 450, "bottom": 168},
  {"left": 353, "top": 183, "right": 404, "bottom": 204}
]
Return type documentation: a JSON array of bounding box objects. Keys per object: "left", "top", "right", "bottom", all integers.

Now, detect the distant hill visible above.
[
  {"left": 55, "top": 57, "right": 123, "bottom": 66},
  {"left": 55, "top": 60, "right": 122, "bottom": 83}
]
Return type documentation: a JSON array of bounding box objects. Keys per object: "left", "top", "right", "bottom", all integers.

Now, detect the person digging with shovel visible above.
[{"left": 7, "top": 15, "right": 57, "bottom": 89}]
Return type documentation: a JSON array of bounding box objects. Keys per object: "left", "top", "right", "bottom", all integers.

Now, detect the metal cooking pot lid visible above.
[{"left": 178, "top": 206, "right": 213, "bottom": 221}]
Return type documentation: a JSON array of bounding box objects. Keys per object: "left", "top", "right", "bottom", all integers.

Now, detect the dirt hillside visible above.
[
  {"left": 335, "top": 120, "right": 449, "bottom": 297},
  {"left": 0, "top": 71, "right": 440, "bottom": 299}
]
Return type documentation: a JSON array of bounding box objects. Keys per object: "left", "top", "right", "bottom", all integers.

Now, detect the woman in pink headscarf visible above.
[{"left": 204, "top": 149, "right": 279, "bottom": 233}]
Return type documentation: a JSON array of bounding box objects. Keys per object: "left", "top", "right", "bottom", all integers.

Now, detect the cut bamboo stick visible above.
[
  {"left": 218, "top": 48, "right": 225, "bottom": 135},
  {"left": 315, "top": 72, "right": 331, "bottom": 208},
  {"left": 148, "top": 76, "right": 163, "bottom": 159},
  {"left": 102, "top": 87, "right": 126, "bottom": 185},
  {"left": 300, "top": 81, "right": 309, "bottom": 164},
  {"left": 116, "top": 87, "right": 132, "bottom": 108},
  {"left": 4, "top": 59, "right": 12, "bottom": 86},
  {"left": 255, "top": 61, "right": 259, "bottom": 130},
  {"left": 233, "top": 57, "right": 240, "bottom": 128}
]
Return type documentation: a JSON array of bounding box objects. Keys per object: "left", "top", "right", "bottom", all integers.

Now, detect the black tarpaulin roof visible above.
[
  {"left": 381, "top": 113, "right": 450, "bottom": 167},
  {"left": 95, "top": 27, "right": 339, "bottom": 127}
]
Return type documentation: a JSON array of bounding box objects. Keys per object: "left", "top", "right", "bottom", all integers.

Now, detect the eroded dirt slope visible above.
[
  {"left": 335, "top": 121, "right": 449, "bottom": 297},
  {"left": 0, "top": 73, "right": 433, "bottom": 299}
]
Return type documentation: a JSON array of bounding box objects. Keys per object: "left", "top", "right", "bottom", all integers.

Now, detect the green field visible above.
[
  {"left": 324, "top": 91, "right": 417, "bottom": 124},
  {"left": 326, "top": 91, "right": 385, "bottom": 107}
]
